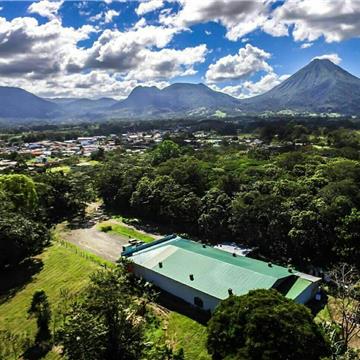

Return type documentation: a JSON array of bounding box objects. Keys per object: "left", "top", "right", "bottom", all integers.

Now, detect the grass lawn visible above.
[
  {"left": 98, "top": 220, "right": 155, "bottom": 243},
  {"left": 0, "top": 242, "right": 105, "bottom": 358},
  {"left": 48, "top": 165, "right": 71, "bottom": 173},
  {"left": 0, "top": 238, "right": 209, "bottom": 359},
  {"left": 166, "top": 312, "right": 210, "bottom": 360}
]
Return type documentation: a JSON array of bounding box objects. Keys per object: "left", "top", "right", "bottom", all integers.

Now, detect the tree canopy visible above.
[{"left": 207, "top": 289, "right": 330, "bottom": 360}]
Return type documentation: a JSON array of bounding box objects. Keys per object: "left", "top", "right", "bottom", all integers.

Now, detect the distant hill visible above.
[
  {"left": 240, "top": 59, "right": 360, "bottom": 114},
  {"left": 0, "top": 86, "right": 59, "bottom": 119},
  {"left": 112, "top": 83, "right": 241, "bottom": 118},
  {"left": 2, "top": 59, "right": 360, "bottom": 122},
  {"left": 48, "top": 97, "right": 118, "bottom": 115}
]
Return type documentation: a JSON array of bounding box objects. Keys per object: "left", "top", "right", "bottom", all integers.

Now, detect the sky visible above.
[{"left": 0, "top": 0, "right": 360, "bottom": 99}]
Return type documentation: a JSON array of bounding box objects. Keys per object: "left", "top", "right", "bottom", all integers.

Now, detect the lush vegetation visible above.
[
  {"left": 1, "top": 119, "right": 360, "bottom": 359},
  {"left": 97, "top": 124, "right": 360, "bottom": 270}
]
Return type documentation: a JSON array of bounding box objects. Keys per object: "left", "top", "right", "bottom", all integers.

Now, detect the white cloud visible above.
[
  {"left": 89, "top": 9, "right": 120, "bottom": 24},
  {"left": 300, "top": 42, "right": 313, "bottom": 49},
  {"left": 211, "top": 72, "right": 289, "bottom": 99},
  {"left": 124, "top": 44, "right": 208, "bottom": 81},
  {"left": 104, "top": 9, "right": 120, "bottom": 24},
  {"left": 28, "top": 0, "right": 63, "bottom": 20},
  {"left": 205, "top": 44, "right": 272, "bottom": 82},
  {"left": 312, "top": 53, "right": 342, "bottom": 64},
  {"left": 0, "top": 12, "right": 207, "bottom": 98},
  {"left": 160, "top": 0, "right": 273, "bottom": 41},
  {"left": 136, "top": 0, "right": 164, "bottom": 16},
  {"left": 0, "top": 17, "right": 96, "bottom": 77},
  {"left": 270, "top": 0, "right": 360, "bottom": 43},
  {"left": 205, "top": 30, "right": 211, "bottom": 35},
  {"left": 158, "top": 0, "right": 360, "bottom": 44}
]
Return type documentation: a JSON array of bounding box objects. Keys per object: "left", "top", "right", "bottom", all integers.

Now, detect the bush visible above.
[{"left": 100, "top": 225, "right": 112, "bottom": 233}]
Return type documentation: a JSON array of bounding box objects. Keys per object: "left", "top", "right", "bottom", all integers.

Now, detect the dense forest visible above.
[{"left": 97, "top": 123, "right": 360, "bottom": 271}]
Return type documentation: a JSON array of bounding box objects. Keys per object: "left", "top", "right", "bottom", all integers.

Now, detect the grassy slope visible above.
[
  {"left": 167, "top": 312, "right": 210, "bottom": 360},
  {"left": 0, "top": 241, "right": 209, "bottom": 359},
  {"left": 98, "top": 221, "right": 155, "bottom": 243},
  {"left": 0, "top": 243, "right": 101, "bottom": 335}
]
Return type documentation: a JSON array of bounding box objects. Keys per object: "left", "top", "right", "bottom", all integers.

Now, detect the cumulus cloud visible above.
[
  {"left": 211, "top": 72, "right": 289, "bottom": 99},
  {"left": 85, "top": 24, "right": 207, "bottom": 80},
  {"left": 90, "top": 9, "right": 120, "bottom": 24},
  {"left": 28, "top": 0, "right": 63, "bottom": 20},
  {"left": 0, "top": 11, "right": 207, "bottom": 98},
  {"left": 160, "top": 0, "right": 274, "bottom": 41},
  {"left": 159, "top": 0, "right": 360, "bottom": 43},
  {"left": 136, "top": 0, "right": 164, "bottom": 16},
  {"left": 205, "top": 44, "right": 272, "bottom": 82},
  {"left": 0, "top": 17, "right": 95, "bottom": 77},
  {"left": 124, "top": 44, "right": 208, "bottom": 81},
  {"left": 312, "top": 53, "right": 342, "bottom": 64},
  {"left": 270, "top": 0, "right": 360, "bottom": 43}
]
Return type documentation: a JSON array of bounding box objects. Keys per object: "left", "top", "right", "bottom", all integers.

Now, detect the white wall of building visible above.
[{"left": 133, "top": 263, "right": 221, "bottom": 312}]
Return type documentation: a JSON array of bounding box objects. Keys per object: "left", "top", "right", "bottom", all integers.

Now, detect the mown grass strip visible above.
[{"left": 98, "top": 221, "right": 155, "bottom": 243}]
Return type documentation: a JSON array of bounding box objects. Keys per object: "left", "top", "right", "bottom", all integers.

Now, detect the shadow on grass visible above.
[
  {"left": 23, "top": 341, "right": 52, "bottom": 360},
  {"left": 156, "top": 289, "right": 210, "bottom": 326},
  {"left": 308, "top": 289, "right": 329, "bottom": 317},
  {"left": 0, "top": 258, "right": 44, "bottom": 304}
]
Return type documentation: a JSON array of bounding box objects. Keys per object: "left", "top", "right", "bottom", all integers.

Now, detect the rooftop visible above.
[{"left": 123, "top": 236, "right": 319, "bottom": 300}]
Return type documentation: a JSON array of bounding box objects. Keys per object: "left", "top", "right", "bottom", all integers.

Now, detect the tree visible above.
[
  {"left": 0, "top": 211, "right": 50, "bottom": 269},
  {"left": 335, "top": 209, "right": 360, "bottom": 265},
  {"left": 328, "top": 264, "right": 360, "bottom": 351},
  {"left": 151, "top": 140, "right": 181, "bottom": 165},
  {"left": 35, "top": 172, "right": 93, "bottom": 224},
  {"left": 28, "top": 290, "right": 52, "bottom": 343},
  {"left": 0, "top": 174, "right": 38, "bottom": 213},
  {"left": 91, "top": 147, "right": 105, "bottom": 161},
  {"left": 57, "top": 267, "right": 145, "bottom": 360},
  {"left": 198, "top": 188, "right": 231, "bottom": 241},
  {"left": 207, "top": 289, "right": 329, "bottom": 360}
]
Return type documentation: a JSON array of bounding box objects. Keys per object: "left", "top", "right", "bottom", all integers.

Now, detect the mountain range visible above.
[{"left": 1, "top": 58, "right": 360, "bottom": 122}]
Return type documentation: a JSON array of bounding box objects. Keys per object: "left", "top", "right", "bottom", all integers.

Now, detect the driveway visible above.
[{"left": 62, "top": 225, "right": 130, "bottom": 262}]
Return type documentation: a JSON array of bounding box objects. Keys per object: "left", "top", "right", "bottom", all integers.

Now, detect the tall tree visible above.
[
  {"left": 0, "top": 211, "right": 49, "bottom": 269},
  {"left": 57, "top": 267, "right": 145, "bottom": 360}
]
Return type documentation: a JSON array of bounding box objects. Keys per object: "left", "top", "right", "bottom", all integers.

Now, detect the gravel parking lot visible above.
[{"left": 62, "top": 224, "right": 130, "bottom": 262}]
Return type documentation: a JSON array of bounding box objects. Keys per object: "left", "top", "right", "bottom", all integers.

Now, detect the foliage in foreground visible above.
[{"left": 207, "top": 289, "right": 330, "bottom": 360}]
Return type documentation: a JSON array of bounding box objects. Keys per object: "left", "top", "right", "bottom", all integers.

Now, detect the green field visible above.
[
  {"left": 0, "top": 240, "right": 209, "bottom": 359},
  {"left": 98, "top": 221, "right": 155, "bottom": 243},
  {"left": 167, "top": 312, "right": 210, "bottom": 360},
  {"left": 0, "top": 242, "right": 103, "bottom": 359},
  {"left": 48, "top": 165, "right": 71, "bottom": 173}
]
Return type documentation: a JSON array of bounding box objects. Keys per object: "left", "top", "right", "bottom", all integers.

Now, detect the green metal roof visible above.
[
  {"left": 129, "top": 236, "right": 295, "bottom": 300},
  {"left": 285, "top": 277, "right": 313, "bottom": 300}
]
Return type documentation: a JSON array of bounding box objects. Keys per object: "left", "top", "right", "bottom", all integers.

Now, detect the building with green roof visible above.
[{"left": 122, "top": 235, "right": 321, "bottom": 312}]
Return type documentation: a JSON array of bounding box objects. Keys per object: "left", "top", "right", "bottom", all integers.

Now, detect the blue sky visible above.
[{"left": 0, "top": 0, "right": 359, "bottom": 99}]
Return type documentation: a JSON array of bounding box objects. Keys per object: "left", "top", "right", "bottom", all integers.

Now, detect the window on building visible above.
[{"left": 194, "top": 296, "right": 204, "bottom": 308}]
